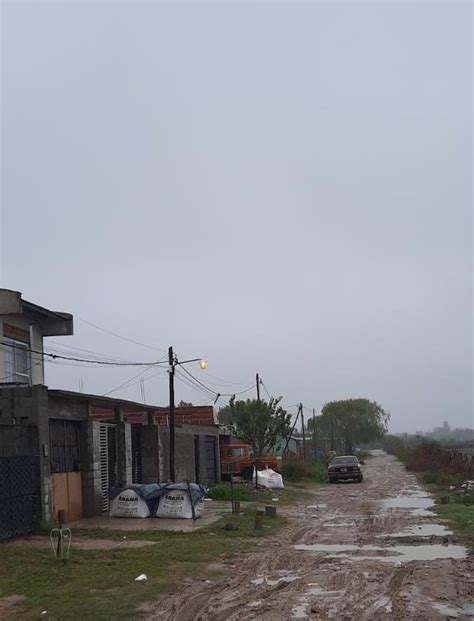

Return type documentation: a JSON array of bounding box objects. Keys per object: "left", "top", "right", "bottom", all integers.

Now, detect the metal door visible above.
[
  {"left": 50, "top": 420, "right": 83, "bottom": 522},
  {"left": 99, "top": 423, "right": 117, "bottom": 512},
  {"left": 131, "top": 424, "right": 143, "bottom": 484},
  {"left": 204, "top": 436, "right": 217, "bottom": 486}
]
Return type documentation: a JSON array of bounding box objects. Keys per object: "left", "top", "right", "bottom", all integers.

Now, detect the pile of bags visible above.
[
  {"left": 253, "top": 467, "right": 284, "bottom": 489},
  {"left": 109, "top": 483, "right": 206, "bottom": 519}
]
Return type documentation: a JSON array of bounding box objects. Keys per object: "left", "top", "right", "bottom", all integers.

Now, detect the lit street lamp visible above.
[{"left": 168, "top": 346, "right": 207, "bottom": 481}]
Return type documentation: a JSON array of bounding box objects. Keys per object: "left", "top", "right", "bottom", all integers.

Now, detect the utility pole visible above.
[
  {"left": 168, "top": 346, "right": 176, "bottom": 482},
  {"left": 283, "top": 403, "right": 302, "bottom": 454},
  {"left": 312, "top": 408, "right": 316, "bottom": 455},
  {"left": 301, "top": 404, "right": 306, "bottom": 462},
  {"left": 256, "top": 373, "right": 260, "bottom": 402}
]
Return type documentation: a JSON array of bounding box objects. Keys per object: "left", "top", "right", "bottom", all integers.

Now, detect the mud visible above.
[{"left": 143, "top": 452, "right": 474, "bottom": 620}]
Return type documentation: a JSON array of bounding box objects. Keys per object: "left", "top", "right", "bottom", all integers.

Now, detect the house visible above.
[
  {"left": 0, "top": 385, "right": 219, "bottom": 533},
  {"left": 0, "top": 288, "right": 73, "bottom": 385},
  {"left": 0, "top": 290, "right": 220, "bottom": 540}
]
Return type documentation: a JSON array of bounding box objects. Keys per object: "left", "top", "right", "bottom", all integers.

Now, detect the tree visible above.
[
  {"left": 216, "top": 405, "right": 234, "bottom": 425},
  {"left": 228, "top": 397, "right": 292, "bottom": 457},
  {"left": 318, "top": 399, "right": 390, "bottom": 454},
  {"left": 178, "top": 400, "right": 193, "bottom": 407}
]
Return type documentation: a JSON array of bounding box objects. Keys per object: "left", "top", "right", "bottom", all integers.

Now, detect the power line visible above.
[
  {"left": 180, "top": 366, "right": 254, "bottom": 397},
  {"left": 198, "top": 370, "right": 248, "bottom": 387},
  {"left": 1, "top": 340, "right": 168, "bottom": 367},
  {"left": 260, "top": 380, "right": 273, "bottom": 400},
  {"left": 175, "top": 368, "right": 216, "bottom": 398},
  {"left": 47, "top": 340, "right": 134, "bottom": 363},
  {"left": 76, "top": 315, "right": 166, "bottom": 355},
  {"left": 103, "top": 364, "right": 166, "bottom": 396}
]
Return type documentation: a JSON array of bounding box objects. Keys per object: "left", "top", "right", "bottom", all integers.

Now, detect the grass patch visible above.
[
  {"left": 282, "top": 456, "right": 328, "bottom": 484},
  {"left": 0, "top": 507, "right": 285, "bottom": 620},
  {"left": 434, "top": 501, "right": 474, "bottom": 544},
  {"left": 412, "top": 470, "right": 474, "bottom": 546},
  {"left": 206, "top": 482, "right": 250, "bottom": 501}
]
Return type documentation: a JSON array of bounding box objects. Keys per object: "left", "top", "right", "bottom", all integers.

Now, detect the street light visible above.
[{"left": 168, "top": 346, "right": 207, "bottom": 482}]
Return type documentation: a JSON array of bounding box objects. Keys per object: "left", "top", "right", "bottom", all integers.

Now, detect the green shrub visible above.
[
  {"left": 205, "top": 483, "right": 250, "bottom": 501},
  {"left": 283, "top": 456, "right": 328, "bottom": 483}
]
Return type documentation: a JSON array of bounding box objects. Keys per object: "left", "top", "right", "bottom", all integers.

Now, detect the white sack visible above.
[
  {"left": 156, "top": 489, "right": 204, "bottom": 519},
  {"left": 253, "top": 467, "right": 284, "bottom": 489},
  {"left": 109, "top": 489, "right": 151, "bottom": 518}
]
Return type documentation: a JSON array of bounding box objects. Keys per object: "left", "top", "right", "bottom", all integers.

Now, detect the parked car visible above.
[{"left": 327, "top": 455, "right": 363, "bottom": 483}]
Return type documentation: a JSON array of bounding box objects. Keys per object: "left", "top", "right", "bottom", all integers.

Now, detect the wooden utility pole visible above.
[
  {"left": 168, "top": 346, "right": 176, "bottom": 482},
  {"left": 256, "top": 373, "right": 260, "bottom": 402},
  {"left": 301, "top": 404, "right": 306, "bottom": 462},
  {"left": 283, "top": 403, "right": 302, "bottom": 454},
  {"left": 312, "top": 408, "right": 316, "bottom": 455}
]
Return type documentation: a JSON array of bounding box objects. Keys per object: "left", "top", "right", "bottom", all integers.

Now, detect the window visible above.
[
  {"left": 228, "top": 447, "right": 246, "bottom": 457},
  {"left": 2, "top": 338, "right": 30, "bottom": 384}
]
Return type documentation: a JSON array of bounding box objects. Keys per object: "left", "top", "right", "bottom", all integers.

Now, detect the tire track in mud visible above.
[{"left": 143, "top": 453, "right": 473, "bottom": 620}]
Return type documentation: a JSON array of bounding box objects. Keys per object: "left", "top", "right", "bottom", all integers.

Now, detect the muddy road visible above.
[{"left": 147, "top": 452, "right": 473, "bottom": 620}]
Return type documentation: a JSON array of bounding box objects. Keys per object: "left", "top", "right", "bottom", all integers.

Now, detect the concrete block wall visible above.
[
  {"left": 81, "top": 421, "right": 103, "bottom": 517},
  {"left": 0, "top": 424, "right": 38, "bottom": 457},
  {"left": 157, "top": 424, "right": 220, "bottom": 486}
]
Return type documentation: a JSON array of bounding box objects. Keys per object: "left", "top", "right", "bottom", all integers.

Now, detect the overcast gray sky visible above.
[{"left": 1, "top": 1, "right": 472, "bottom": 432}]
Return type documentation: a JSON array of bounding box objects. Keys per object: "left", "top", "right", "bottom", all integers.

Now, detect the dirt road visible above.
[{"left": 147, "top": 452, "right": 474, "bottom": 620}]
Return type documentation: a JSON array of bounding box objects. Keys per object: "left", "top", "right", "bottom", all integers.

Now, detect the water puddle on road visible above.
[
  {"left": 386, "top": 523, "right": 453, "bottom": 538},
  {"left": 290, "top": 585, "right": 340, "bottom": 619},
  {"left": 294, "top": 543, "right": 468, "bottom": 563},
  {"left": 290, "top": 603, "right": 308, "bottom": 618},
  {"left": 431, "top": 602, "right": 474, "bottom": 618},
  {"left": 381, "top": 494, "right": 434, "bottom": 511},
  {"left": 251, "top": 573, "right": 298, "bottom": 586}
]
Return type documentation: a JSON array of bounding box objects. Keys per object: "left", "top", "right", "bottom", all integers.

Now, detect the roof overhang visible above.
[
  {"left": 48, "top": 389, "right": 167, "bottom": 413},
  {"left": 0, "top": 289, "right": 73, "bottom": 336}
]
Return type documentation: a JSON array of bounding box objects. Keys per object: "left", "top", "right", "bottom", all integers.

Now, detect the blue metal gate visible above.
[{"left": 0, "top": 455, "right": 39, "bottom": 541}]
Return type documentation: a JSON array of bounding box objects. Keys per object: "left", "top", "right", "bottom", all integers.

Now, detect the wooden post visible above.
[
  {"left": 254, "top": 508, "right": 264, "bottom": 530},
  {"left": 265, "top": 505, "right": 277, "bottom": 518}
]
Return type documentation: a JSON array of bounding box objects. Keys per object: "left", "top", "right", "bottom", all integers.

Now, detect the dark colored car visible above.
[{"left": 328, "top": 455, "right": 363, "bottom": 483}]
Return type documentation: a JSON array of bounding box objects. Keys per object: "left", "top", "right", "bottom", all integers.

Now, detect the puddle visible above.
[
  {"left": 294, "top": 543, "right": 467, "bottom": 563},
  {"left": 251, "top": 574, "right": 298, "bottom": 586},
  {"left": 411, "top": 508, "right": 436, "bottom": 517},
  {"left": 431, "top": 602, "right": 474, "bottom": 618},
  {"left": 386, "top": 524, "right": 452, "bottom": 538},
  {"left": 304, "top": 585, "right": 340, "bottom": 597},
  {"left": 381, "top": 494, "right": 434, "bottom": 511},
  {"left": 291, "top": 604, "right": 308, "bottom": 618}
]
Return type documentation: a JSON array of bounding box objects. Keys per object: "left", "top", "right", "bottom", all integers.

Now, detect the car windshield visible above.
[{"left": 330, "top": 456, "right": 359, "bottom": 465}]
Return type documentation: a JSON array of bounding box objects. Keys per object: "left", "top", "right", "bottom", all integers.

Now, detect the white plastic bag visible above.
[
  {"left": 109, "top": 489, "right": 151, "bottom": 518},
  {"left": 156, "top": 490, "right": 204, "bottom": 519},
  {"left": 253, "top": 468, "right": 284, "bottom": 489}
]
